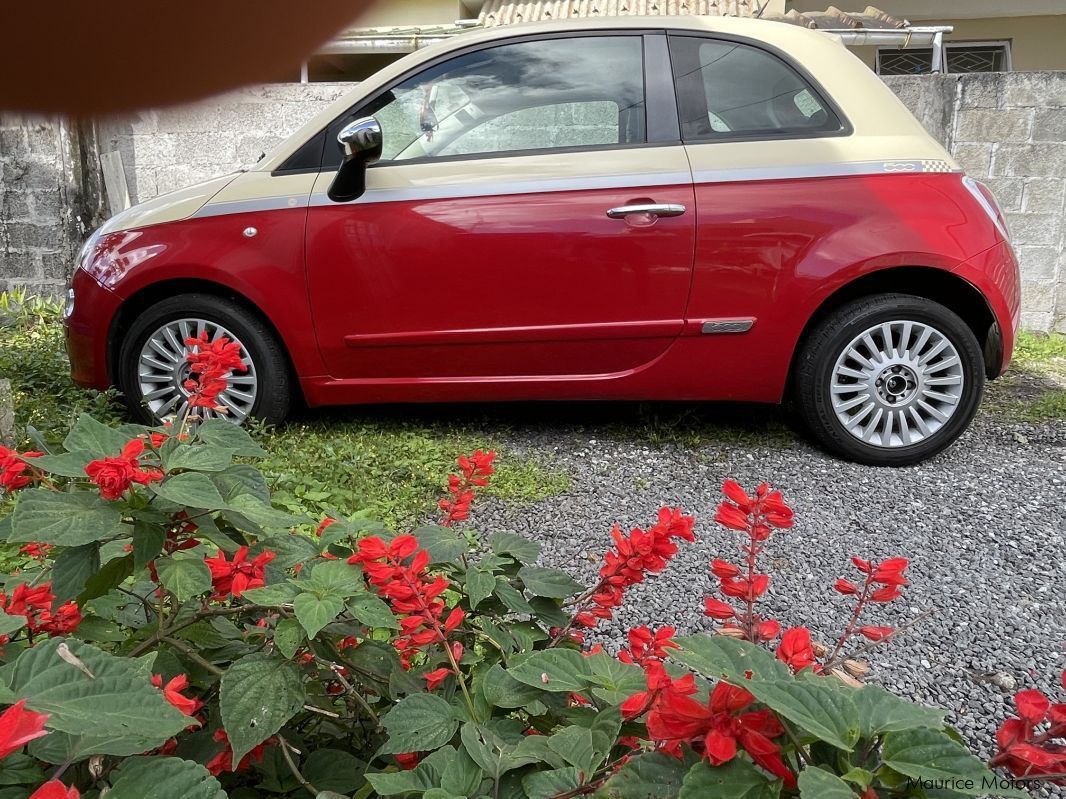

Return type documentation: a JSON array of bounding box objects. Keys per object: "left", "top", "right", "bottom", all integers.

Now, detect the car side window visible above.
[
  {"left": 323, "top": 35, "right": 646, "bottom": 167},
  {"left": 669, "top": 35, "right": 841, "bottom": 141}
]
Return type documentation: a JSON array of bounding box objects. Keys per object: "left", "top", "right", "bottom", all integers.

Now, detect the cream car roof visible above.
[{"left": 255, "top": 15, "right": 948, "bottom": 173}]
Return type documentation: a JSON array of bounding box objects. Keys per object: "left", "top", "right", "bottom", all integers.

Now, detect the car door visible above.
[{"left": 304, "top": 33, "right": 695, "bottom": 382}]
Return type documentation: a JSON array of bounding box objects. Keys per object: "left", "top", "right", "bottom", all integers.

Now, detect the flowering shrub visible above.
[{"left": 0, "top": 341, "right": 1051, "bottom": 797}]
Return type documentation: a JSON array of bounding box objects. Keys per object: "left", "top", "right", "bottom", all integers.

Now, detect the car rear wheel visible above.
[
  {"left": 117, "top": 293, "right": 291, "bottom": 426},
  {"left": 794, "top": 294, "right": 984, "bottom": 466}
]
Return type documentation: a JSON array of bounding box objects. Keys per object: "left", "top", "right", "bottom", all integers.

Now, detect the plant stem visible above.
[
  {"left": 826, "top": 577, "right": 872, "bottom": 666},
  {"left": 161, "top": 636, "right": 224, "bottom": 676},
  {"left": 313, "top": 652, "right": 381, "bottom": 729},
  {"left": 822, "top": 609, "right": 933, "bottom": 672},
  {"left": 278, "top": 735, "right": 318, "bottom": 796},
  {"left": 780, "top": 719, "right": 813, "bottom": 766}
]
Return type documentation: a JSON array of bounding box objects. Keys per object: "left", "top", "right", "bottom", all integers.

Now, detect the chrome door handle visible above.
[{"left": 606, "top": 203, "right": 686, "bottom": 219}]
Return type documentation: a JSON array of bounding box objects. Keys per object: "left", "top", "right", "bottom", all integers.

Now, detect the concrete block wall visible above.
[
  {"left": 884, "top": 73, "right": 1066, "bottom": 332},
  {"left": 2, "top": 74, "right": 1066, "bottom": 331}
]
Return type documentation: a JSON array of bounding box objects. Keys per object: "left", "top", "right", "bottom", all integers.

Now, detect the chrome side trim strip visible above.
[
  {"left": 191, "top": 160, "right": 961, "bottom": 219},
  {"left": 701, "top": 319, "right": 755, "bottom": 335}
]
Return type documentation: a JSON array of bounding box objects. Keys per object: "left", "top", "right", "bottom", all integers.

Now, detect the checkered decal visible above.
[{"left": 920, "top": 159, "right": 955, "bottom": 173}]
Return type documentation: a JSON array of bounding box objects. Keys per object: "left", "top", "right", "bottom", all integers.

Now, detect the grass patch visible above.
[
  {"left": 985, "top": 330, "right": 1066, "bottom": 423},
  {"left": 0, "top": 290, "right": 569, "bottom": 529}
]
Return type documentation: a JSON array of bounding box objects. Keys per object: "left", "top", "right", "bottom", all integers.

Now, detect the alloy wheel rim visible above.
[
  {"left": 829, "top": 320, "right": 964, "bottom": 449},
  {"left": 136, "top": 318, "right": 257, "bottom": 424}
]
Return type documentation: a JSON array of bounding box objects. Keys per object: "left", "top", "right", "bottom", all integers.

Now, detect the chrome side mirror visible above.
[{"left": 327, "top": 116, "right": 383, "bottom": 203}]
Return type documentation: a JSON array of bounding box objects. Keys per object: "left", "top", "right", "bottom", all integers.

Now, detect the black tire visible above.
[
  {"left": 116, "top": 293, "right": 291, "bottom": 426},
  {"left": 794, "top": 293, "right": 984, "bottom": 466}
]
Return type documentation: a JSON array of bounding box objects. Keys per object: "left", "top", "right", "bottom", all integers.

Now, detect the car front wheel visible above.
[
  {"left": 794, "top": 293, "right": 985, "bottom": 466},
  {"left": 116, "top": 293, "right": 291, "bottom": 426}
]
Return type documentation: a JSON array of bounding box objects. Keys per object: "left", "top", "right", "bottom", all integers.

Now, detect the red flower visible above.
[
  {"left": 206, "top": 729, "right": 272, "bottom": 775},
  {"left": 711, "top": 559, "right": 740, "bottom": 579},
  {"left": 315, "top": 518, "right": 336, "bottom": 537},
  {"left": 704, "top": 598, "right": 735, "bottom": 620},
  {"left": 395, "top": 752, "right": 421, "bottom": 770},
  {"left": 0, "top": 582, "right": 82, "bottom": 644},
  {"left": 620, "top": 661, "right": 696, "bottom": 721},
  {"left": 859, "top": 626, "right": 894, "bottom": 642},
  {"left": 0, "top": 700, "right": 50, "bottom": 759},
  {"left": 204, "top": 546, "right": 276, "bottom": 599},
  {"left": 28, "top": 783, "right": 78, "bottom": 799},
  {"left": 0, "top": 446, "right": 41, "bottom": 494},
  {"left": 84, "top": 439, "right": 162, "bottom": 500},
  {"left": 777, "top": 627, "right": 816, "bottom": 673},
  {"left": 348, "top": 535, "right": 462, "bottom": 669},
  {"left": 834, "top": 579, "right": 858, "bottom": 595},
  {"left": 18, "top": 543, "right": 52, "bottom": 561},
  {"left": 151, "top": 674, "right": 202, "bottom": 717},
  {"left": 424, "top": 668, "right": 451, "bottom": 691},
  {"left": 646, "top": 680, "right": 795, "bottom": 788},
  {"left": 576, "top": 508, "right": 695, "bottom": 630},
  {"left": 183, "top": 333, "right": 247, "bottom": 413},
  {"left": 618, "top": 626, "right": 677, "bottom": 667},
  {"left": 438, "top": 450, "right": 495, "bottom": 526}
]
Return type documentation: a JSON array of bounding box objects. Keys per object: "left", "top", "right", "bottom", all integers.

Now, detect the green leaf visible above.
[
  {"left": 211, "top": 464, "right": 271, "bottom": 503},
  {"left": 227, "top": 494, "right": 307, "bottom": 528},
  {"left": 796, "top": 767, "right": 851, "bottom": 799},
  {"left": 348, "top": 593, "right": 400, "bottom": 630},
  {"left": 672, "top": 635, "right": 790, "bottom": 682},
  {"left": 302, "top": 749, "right": 366, "bottom": 795},
  {"left": 105, "top": 756, "right": 227, "bottom": 799},
  {"left": 63, "top": 414, "right": 130, "bottom": 458},
  {"left": 78, "top": 554, "right": 134, "bottom": 604},
  {"left": 305, "top": 559, "right": 362, "bottom": 596},
  {"left": 153, "top": 472, "right": 227, "bottom": 509},
  {"left": 466, "top": 567, "right": 496, "bottom": 611},
  {"left": 603, "top": 751, "right": 690, "bottom": 798},
  {"left": 164, "top": 445, "right": 235, "bottom": 473},
  {"left": 27, "top": 451, "right": 92, "bottom": 478},
  {"left": 0, "top": 753, "right": 44, "bottom": 787},
  {"left": 459, "top": 724, "right": 546, "bottom": 780},
  {"left": 154, "top": 555, "right": 213, "bottom": 602},
  {"left": 517, "top": 566, "right": 583, "bottom": 599},
  {"left": 131, "top": 519, "right": 167, "bottom": 571},
  {"left": 547, "top": 726, "right": 598, "bottom": 776},
  {"left": 9, "top": 490, "right": 123, "bottom": 546},
  {"left": 410, "top": 525, "right": 469, "bottom": 563},
  {"left": 51, "top": 544, "right": 101, "bottom": 604},
  {"left": 507, "top": 649, "right": 592, "bottom": 693},
  {"left": 5, "top": 638, "right": 188, "bottom": 751},
  {"left": 880, "top": 728, "right": 1028, "bottom": 797},
  {"left": 488, "top": 532, "right": 541, "bottom": 563},
  {"left": 0, "top": 613, "right": 25, "bottom": 637},
  {"left": 523, "top": 767, "right": 581, "bottom": 799},
  {"left": 680, "top": 759, "right": 782, "bottom": 799},
  {"left": 196, "top": 419, "right": 268, "bottom": 457},
  {"left": 852, "top": 684, "right": 945, "bottom": 738},
  {"left": 273, "top": 618, "right": 304, "bottom": 659},
  {"left": 294, "top": 592, "right": 344, "bottom": 638},
  {"left": 839, "top": 767, "right": 873, "bottom": 790},
  {"left": 743, "top": 680, "right": 859, "bottom": 752},
  {"left": 379, "top": 693, "right": 459, "bottom": 755},
  {"left": 585, "top": 652, "right": 645, "bottom": 705},
  {"left": 367, "top": 746, "right": 454, "bottom": 795},
  {"left": 482, "top": 664, "right": 545, "bottom": 709},
  {"left": 493, "top": 578, "right": 535, "bottom": 615},
  {"left": 221, "top": 652, "right": 307, "bottom": 764},
  {"left": 441, "top": 747, "right": 484, "bottom": 797},
  {"left": 242, "top": 582, "right": 300, "bottom": 606}
]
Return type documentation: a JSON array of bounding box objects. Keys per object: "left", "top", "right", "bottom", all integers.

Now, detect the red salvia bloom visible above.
[
  {"left": 84, "top": 438, "right": 163, "bottom": 500},
  {"left": 206, "top": 729, "right": 273, "bottom": 776},
  {"left": 776, "top": 627, "right": 816, "bottom": 673},
  {"left": 0, "top": 582, "right": 82, "bottom": 652},
  {"left": 575, "top": 507, "right": 695, "bottom": 631},
  {"left": 438, "top": 450, "right": 496, "bottom": 526},
  {"left": 0, "top": 700, "right": 50, "bottom": 759},
  {"left": 395, "top": 752, "right": 421, "bottom": 770},
  {"left": 182, "top": 332, "right": 247, "bottom": 412},
  {"left": 28, "top": 783, "right": 78, "bottom": 799},
  {"left": 705, "top": 481, "right": 793, "bottom": 642},
  {"left": 618, "top": 626, "right": 678, "bottom": 667},
  {"left": 826, "top": 556, "right": 908, "bottom": 667},
  {"left": 991, "top": 673, "right": 1066, "bottom": 784},
  {"left": 18, "top": 543, "right": 52, "bottom": 561},
  {"left": 644, "top": 680, "right": 795, "bottom": 788},
  {"left": 0, "top": 446, "right": 41, "bottom": 494},
  {"left": 204, "top": 546, "right": 276, "bottom": 600},
  {"left": 424, "top": 667, "right": 451, "bottom": 691},
  {"left": 348, "top": 535, "right": 463, "bottom": 669},
  {"left": 151, "top": 674, "right": 203, "bottom": 717}
]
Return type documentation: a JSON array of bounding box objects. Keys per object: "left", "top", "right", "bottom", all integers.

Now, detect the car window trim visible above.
[
  {"left": 666, "top": 30, "right": 853, "bottom": 145},
  {"left": 274, "top": 28, "right": 666, "bottom": 175}
]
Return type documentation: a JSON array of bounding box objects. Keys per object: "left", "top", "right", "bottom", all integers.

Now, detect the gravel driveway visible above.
[{"left": 470, "top": 399, "right": 1066, "bottom": 796}]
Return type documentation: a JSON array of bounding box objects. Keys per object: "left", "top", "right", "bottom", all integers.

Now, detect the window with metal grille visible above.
[{"left": 877, "top": 42, "right": 1011, "bottom": 75}]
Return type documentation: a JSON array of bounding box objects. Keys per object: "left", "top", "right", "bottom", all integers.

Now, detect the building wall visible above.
[{"left": 1, "top": 74, "right": 1065, "bottom": 332}]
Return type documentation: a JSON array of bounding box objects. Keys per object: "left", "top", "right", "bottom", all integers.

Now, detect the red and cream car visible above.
[{"left": 64, "top": 15, "right": 1019, "bottom": 465}]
